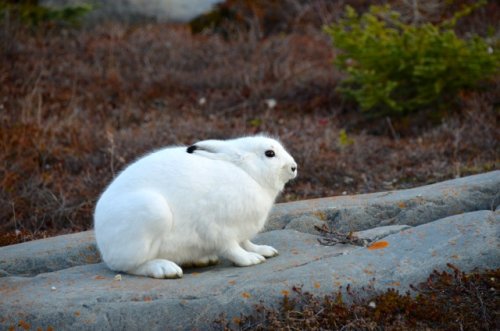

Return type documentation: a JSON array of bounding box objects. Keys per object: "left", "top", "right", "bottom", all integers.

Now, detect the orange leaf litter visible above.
[{"left": 367, "top": 241, "right": 389, "bottom": 250}]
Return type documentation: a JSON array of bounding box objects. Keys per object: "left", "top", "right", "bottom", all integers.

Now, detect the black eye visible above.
[{"left": 265, "top": 150, "right": 275, "bottom": 158}]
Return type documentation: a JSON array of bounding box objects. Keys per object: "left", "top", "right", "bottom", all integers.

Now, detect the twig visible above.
[
  {"left": 106, "top": 130, "right": 116, "bottom": 176},
  {"left": 315, "top": 224, "right": 367, "bottom": 247},
  {"left": 472, "top": 280, "right": 489, "bottom": 327},
  {"left": 385, "top": 116, "right": 399, "bottom": 141}
]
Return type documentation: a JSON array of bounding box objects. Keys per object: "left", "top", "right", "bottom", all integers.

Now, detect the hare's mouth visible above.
[{"left": 285, "top": 167, "right": 298, "bottom": 181}]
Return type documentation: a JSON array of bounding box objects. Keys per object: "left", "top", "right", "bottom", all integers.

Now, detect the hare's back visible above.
[{"left": 106, "top": 147, "right": 260, "bottom": 200}]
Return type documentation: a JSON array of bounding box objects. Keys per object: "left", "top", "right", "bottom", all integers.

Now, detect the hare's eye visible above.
[{"left": 265, "top": 150, "right": 275, "bottom": 158}]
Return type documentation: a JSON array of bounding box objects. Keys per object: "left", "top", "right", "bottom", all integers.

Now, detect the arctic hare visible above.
[{"left": 94, "top": 135, "right": 297, "bottom": 279}]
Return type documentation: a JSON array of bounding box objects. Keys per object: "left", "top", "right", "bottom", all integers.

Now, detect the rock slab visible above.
[
  {"left": 0, "top": 171, "right": 499, "bottom": 330},
  {"left": 2, "top": 171, "right": 498, "bottom": 278},
  {"left": 267, "top": 170, "right": 500, "bottom": 231},
  {"left": 0, "top": 231, "right": 98, "bottom": 277},
  {"left": 0, "top": 210, "right": 498, "bottom": 330}
]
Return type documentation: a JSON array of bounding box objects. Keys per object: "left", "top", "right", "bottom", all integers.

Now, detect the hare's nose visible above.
[{"left": 291, "top": 165, "right": 297, "bottom": 172}]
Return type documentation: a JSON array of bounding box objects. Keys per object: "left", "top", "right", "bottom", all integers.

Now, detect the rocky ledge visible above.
[{"left": 0, "top": 171, "right": 498, "bottom": 330}]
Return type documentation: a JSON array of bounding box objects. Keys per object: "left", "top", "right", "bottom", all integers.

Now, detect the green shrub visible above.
[
  {"left": 324, "top": 2, "right": 499, "bottom": 116},
  {"left": 0, "top": 0, "right": 92, "bottom": 26}
]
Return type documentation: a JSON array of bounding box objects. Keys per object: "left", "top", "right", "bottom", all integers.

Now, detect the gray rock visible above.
[
  {"left": 284, "top": 215, "right": 325, "bottom": 234},
  {"left": 0, "top": 210, "right": 498, "bottom": 330},
  {"left": 40, "top": 0, "right": 223, "bottom": 23},
  {"left": 267, "top": 170, "right": 500, "bottom": 232},
  {"left": 1, "top": 171, "right": 498, "bottom": 278},
  {"left": 0, "top": 231, "right": 99, "bottom": 277}
]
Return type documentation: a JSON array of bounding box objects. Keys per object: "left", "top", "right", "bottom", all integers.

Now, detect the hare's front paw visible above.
[
  {"left": 233, "top": 251, "right": 266, "bottom": 267},
  {"left": 222, "top": 243, "right": 265, "bottom": 267},
  {"left": 254, "top": 245, "right": 278, "bottom": 258},
  {"left": 129, "top": 259, "right": 183, "bottom": 279},
  {"left": 242, "top": 240, "right": 279, "bottom": 258}
]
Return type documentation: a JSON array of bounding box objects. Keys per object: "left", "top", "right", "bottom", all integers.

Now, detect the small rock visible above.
[
  {"left": 344, "top": 176, "right": 354, "bottom": 184},
  {"left": 265, "top": 98, "right": 277, "bottom": 109}
]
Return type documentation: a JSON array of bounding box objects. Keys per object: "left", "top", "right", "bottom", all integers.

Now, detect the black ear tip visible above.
[{"left": 186, "top": 145, "right": 197, "bottom": 154}]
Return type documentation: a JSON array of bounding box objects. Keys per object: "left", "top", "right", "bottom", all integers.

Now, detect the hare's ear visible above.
[{"left": 186, "top": 140, "right": 246, "bottom": 163}]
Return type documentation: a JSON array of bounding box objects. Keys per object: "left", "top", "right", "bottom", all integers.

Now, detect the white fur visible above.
[{"left": 94, "top": 135, "right": 297, "bottom": 279}]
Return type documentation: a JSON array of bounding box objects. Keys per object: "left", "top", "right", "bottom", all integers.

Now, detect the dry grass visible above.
[{"left": 0, "top": 0, "right": 498, "bottom": 245}]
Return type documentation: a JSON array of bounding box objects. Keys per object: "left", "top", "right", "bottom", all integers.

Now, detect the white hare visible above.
[{"left": 94, "top": 135, "right": 297, "bottom": 279}]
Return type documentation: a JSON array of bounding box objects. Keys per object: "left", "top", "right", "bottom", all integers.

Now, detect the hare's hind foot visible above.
[
  {"left": 129, "top": 259, "right": 183, "bottom": 279},
  {"left": 182, "top": 255, "right": 219, "bottom": 268}
]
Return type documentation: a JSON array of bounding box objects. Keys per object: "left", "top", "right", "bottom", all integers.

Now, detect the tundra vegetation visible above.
[
  {"left": 0, "top": 0, "right": 498, "bottom": 245},
  {"left": 216, "top": 265, "right": 499, "bottom": 331}
]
